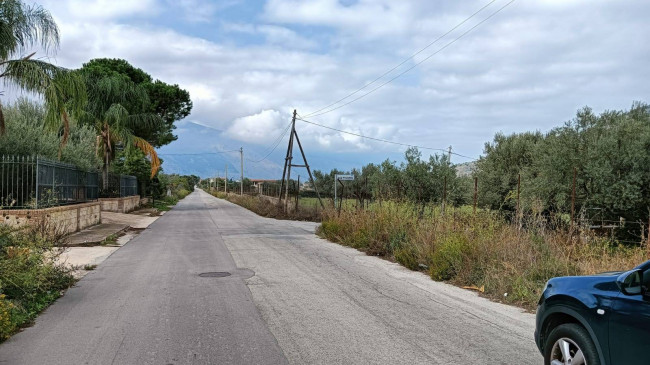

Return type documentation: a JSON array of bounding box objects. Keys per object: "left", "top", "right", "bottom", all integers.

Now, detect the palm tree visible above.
[
  {"left": 0, "top": 0, "right": 85, "bottom": 145},
  {"left": 78, "top": 73, "right": 161, "bottom": 189}
]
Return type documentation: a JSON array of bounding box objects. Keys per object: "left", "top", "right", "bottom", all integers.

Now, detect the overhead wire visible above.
[
  {"left": 296, "top": 116, "right": 478, "bottom": 161},
  {"left": 304, "top": 0, "right": 517, "bottom": 118},
  {"left": 157, "top": 149, "right": 239, "bottom": 156},
  {"left": 246, "top": 121, "right": 293, "bottom": 163},
  {"left": 302, "top": 0, "right": 499, "bottom": 118},
  {"left": 254, "top": 120, "right": 293, "bottom": 157}
]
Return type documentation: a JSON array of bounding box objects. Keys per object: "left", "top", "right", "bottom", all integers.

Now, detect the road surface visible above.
[{"left": 0, "top": 190, "right": 541, "bottom": 364}]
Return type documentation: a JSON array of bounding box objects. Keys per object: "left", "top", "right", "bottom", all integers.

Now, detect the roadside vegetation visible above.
[
  {"left": 0, "top": 0, "right": 195, "bottom": 342},
  {"left": 0, "top": 224, "right": 75, "bottom": 341},
  {"left": 148, "top": 174, "right": 198, "bottom": 212},
  {"left": 204, "top": 103, "right": 650, "bottom": 310},
  {"left": 318, "top": 205, "right": 645, "bottom": 309},
  {"left": 312, "top": 103, "right": 650, "bottom": 309},
  {"left": 208, "top": 191, "right": 321, "bottom": 221}
]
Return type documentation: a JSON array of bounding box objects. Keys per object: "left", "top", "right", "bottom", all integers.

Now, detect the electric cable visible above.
[
  {"left": 303, "top": 0, "right": 499, "bottom": 118},
  {"left": 305, "top": 0, "right": 517, "bottom": 118},
  {"left": 297, "top": 116, "right": 478, "bottom": 161}
]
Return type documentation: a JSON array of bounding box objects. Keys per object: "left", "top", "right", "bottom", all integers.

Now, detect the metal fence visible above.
[
  {"left": 0, "top": 156, "right": 99, "bottom": 209},
  {"left": 0, "top": 155, "right": 138, "bottom": 209},
  {"left": 99, "top": 173, "right": 138, "bottom": 198}
]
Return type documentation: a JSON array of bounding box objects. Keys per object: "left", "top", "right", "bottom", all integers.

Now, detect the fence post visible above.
[
  {"left": 517, "top": 173, "right": 521, "bottom": 228},
  {"left": 647, "top": 212, "right": 650, "bottom": 257},
  {"left": 571, "top": 167, "right": 576, "bottom": 234},
  {"left": 442, "top": 175, "right": 447, "bottom": 216},
  {"left": 473, "top": 177, "right": 477, "bottom": 215},
  {"left": 35, "top": 156, "right": 39, "bottom": 209},
  {"left": 295, "top": 175, "right": 300, "bottom": 212}
]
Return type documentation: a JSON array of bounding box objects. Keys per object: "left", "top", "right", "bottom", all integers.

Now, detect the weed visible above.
[
  {"left": 318, "top": 204, "right": 645, "bottom": 309},
  {"left": 83, "top": 264, "right": 97, "bottom": 271},
  {"left": 100, "top": 234, "right": 118, "bottom": 246},
  {"left": 0, "top": 223, "right": 75, "bottom": 342},
  {"left": 213, "top": 192, "right": 322, "bottom": 222}
]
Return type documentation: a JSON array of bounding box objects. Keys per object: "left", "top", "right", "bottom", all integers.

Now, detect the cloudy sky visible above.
[{"left": 33, "top": 0, "right": 650, "bottom": 177}]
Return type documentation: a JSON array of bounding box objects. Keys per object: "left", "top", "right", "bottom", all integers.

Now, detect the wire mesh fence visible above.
[{"left": 0, "top": 156, "right": 137, "bottom": 209}]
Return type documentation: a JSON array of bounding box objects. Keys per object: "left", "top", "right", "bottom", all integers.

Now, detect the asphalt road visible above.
[{"left": 0, "top": 190, "right": 541, "bottom": 364}]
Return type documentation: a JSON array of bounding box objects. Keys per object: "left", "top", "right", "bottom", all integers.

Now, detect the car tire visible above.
[{"left": 544, "top": 323, "right": 600, "bottom": 365}]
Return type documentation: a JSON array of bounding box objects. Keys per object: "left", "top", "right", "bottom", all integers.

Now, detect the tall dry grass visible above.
[
  {"left": 317, "top": 204, "right": 646, "bottom": 309},
  {"left": 212, "top": 192, "right": 322, "bottom": 222}
]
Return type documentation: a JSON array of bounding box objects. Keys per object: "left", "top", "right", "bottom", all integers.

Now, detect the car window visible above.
[{"left": 644, "top": 270, "right": 650, "bottom": 288}]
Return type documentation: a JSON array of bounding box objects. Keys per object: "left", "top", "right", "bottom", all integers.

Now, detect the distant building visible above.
[{"left": 249, "top": 179, "right": 278, "bottom": 193}]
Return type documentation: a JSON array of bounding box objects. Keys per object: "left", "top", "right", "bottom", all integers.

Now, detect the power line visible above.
[
  {"left": 296, "top": 117, "right": 478, "bottom": 161},
  {"left": 246, "top": 121, "right": 293, "bottom": 163},
  {"left": 303, "top": 0, "right": 499, "bottom": 118},
  {"left": 158, "top": 150, "right": 239, "bottom": 156},
  {"left": 256, "top": 120, "right": 293, "bottom": 157},
  {"left": 305, "top": 0, "right": 517, "bottom": 118}
]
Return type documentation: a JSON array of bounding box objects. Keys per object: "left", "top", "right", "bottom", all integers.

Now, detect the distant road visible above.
[{"left": 0, "top": 190, "right": 541, "bottom": 364}]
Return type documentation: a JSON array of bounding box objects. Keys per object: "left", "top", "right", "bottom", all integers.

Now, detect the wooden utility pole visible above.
[
  {"left": 225, "top": 164, "right": 228, "bottom": 193},
  {"left": 279, "top": 110, "right": 324, "bottom": 210},
  {"left": 240, "top": 147, "right": 244, "bottom": 195}
]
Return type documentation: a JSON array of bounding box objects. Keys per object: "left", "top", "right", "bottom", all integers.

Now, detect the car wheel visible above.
[{"left": 544, "top": 323, "right": 600, "bottom": 365}]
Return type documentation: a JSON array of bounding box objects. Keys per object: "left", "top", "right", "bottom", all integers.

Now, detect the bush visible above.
[
  {"left": 318, "top": 204, "right": 645, "bottom": 309},
  {"left": 211, "top": 192, "right": 322, "bottom": 222},
  {"left": 0, "top": 224, "right": 75, "bottom": 342}
]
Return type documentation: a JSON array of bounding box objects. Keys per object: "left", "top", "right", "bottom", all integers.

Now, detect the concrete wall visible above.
[
  {"left": 1, "top": 202, "right": 101, "bottom": 235},
  {"left": 99, "top": 196, "right": 140, "bottom": 213}
]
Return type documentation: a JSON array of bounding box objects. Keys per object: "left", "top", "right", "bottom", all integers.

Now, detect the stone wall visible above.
[
  {"left": 1, "top": 202, "right": 101, "bottom": 235},
  {"left": 99, "top": 196, "right": 140, "bottom": 213}
]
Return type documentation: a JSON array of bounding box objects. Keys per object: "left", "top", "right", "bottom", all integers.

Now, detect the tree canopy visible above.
[
  {"left": 0, "top": 0, "right": 85, "bottom": 144},
  {"left": 79, "top": 58, "right": 192, "bottom": 147}
]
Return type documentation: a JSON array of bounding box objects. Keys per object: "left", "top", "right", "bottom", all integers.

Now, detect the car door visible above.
[{"left": 608, "top": 270, "right": 650, "bottom": 365}]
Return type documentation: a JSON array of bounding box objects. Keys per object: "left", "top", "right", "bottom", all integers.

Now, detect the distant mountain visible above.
[
  {"left": 455, "top": 161, "right": 476, "bottom": 177},
  {"left": 156, "top": 121, "right": 283, "bottom": 179}
]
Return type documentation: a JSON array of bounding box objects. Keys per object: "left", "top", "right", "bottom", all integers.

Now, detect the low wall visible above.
[
  {"left": 1, "top": 202, "right": 101, "bottom": 235},
  {"left": 99, "top": 196, "right": 140, "bottom": 213}
]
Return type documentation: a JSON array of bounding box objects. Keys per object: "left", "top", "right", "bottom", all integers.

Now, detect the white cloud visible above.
[
  {"left": 41, "top": 0, "right": 159, "bottom": 21},
  {"left": 225, "top": 109, "right": 287, "bottom": 144},
  {"left": 26, "top": 0, "right": 650, "bottom": 171}
]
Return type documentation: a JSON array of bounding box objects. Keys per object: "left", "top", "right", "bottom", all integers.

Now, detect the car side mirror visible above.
[{"left": 617, "top": 269, "right": 643, "bottom": 296}]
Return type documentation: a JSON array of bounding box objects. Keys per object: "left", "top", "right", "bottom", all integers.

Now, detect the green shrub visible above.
[
  {"left": 0, "top": 224, "right": 75, "bottom": 342},
  {"left": 394, "top": 244, "right": 419, "bottom": 271},
  {"left": 0, "top": 294, "right": 16, "bottom": 341},
  {"left": 429, "top": 233, "right": 471, "bottom": 280},
  {"left": 317, "top": 203, "right": 646, "bottom": 309}
]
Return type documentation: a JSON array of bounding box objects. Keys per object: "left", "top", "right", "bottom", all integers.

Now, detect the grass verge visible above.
[
  {"left": 317, "top": 204, "right": 646, "bottom": 310},
  {"left": 210, "top": 191, "right": 322, "bottom": 222}
]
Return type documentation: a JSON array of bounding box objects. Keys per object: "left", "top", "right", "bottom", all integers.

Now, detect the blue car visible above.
[{"left": 535, "top": 260, "right": 650, "bottom": 365}]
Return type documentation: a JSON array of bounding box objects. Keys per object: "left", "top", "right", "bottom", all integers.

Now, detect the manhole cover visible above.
[{"left": 199, "top": 272, "right": 231, "bottom": 278}]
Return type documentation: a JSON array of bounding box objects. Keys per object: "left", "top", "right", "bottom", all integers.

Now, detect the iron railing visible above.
[
  {"left": 0, "top": 156, "right": 138, "bottom": 209},
  {"left": 99, "top": 173, "right": 138, "bottom": 198},
  {"left": 0, "top": 156, "right": 99, "bottom": 209}
]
